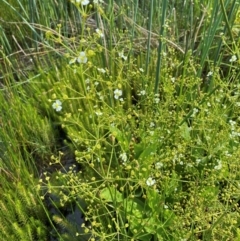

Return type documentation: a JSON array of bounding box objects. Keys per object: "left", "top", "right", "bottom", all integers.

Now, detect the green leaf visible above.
[
  {"left": 139, "top": 144, "right": 157, "bottom": 160},
  {"left": 179, "top": 122, "right": 191, "bottom": 141},
  {"left": 146, "top": 188, "right": 161, "bottom": 211},
  {"left": 109, "top": 126, "right": 130, "bottom": 151},
  {"left": 135, "top": 232, "right": 153, "bottom": 241},
  {"left": 99, "top": 187, "right": 123, "bottom": 203}
]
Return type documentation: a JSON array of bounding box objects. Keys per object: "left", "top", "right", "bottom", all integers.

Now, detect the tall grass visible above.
[{"left": 0, "top": 0, "right": 240, "bottom": 240}]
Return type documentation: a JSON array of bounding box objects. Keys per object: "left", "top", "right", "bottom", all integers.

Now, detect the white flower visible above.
[
  {"left": 76, "top": 0, "right": 89, "bottom": 5},
  {"left": 120, "top": 152, "right": 127, "bottom": 163},
  {"left": 214, "top": 160, "right": 222, "bottom": 170},
  {"left": 139, "top": 90, "right": 146, "bottom": 96},
  {"left": 118, "top": 51, "right": 127, "bottom": 61},
  {"left": 207, "top": 71, "right": 213, "bottom": 77},
  {"left": 95, "top": 111, "right": 103, "bottom": 116},
  {"left": 149, "top": 122, "right": 155, "bottom": 128},
  {"left": 229, "top": 55, "right": 237, "bottom": 63},
  {"left": 96, "top": 28, "right": 104, "bottom": 37},
  {"left": 97, "top": 92, "right": 103, "bottom": 100},
  {"left": 139, "top": 68, "right": 144, "bottom": 72},
  {"left": 146, "top": 177, "right": 156, "bottom": 186},
  {"left": 52, "top": 100, "right": 62, "bottom": 112},
  {"left": 154, "top": 97, "right": 160, "bottom": 104},
  {"left": 155, "top": 162, "right": 163, "bottom": 169},
  {"left": 229, "top": 120, "right": 236, "bottom": 126},
  {"left": 114, "top": 89, "right": 122, "bottom": 100},
  {"left": 97, "top": 68, "right": 106, "bottom": 73},
  {"left": 77, "top": 51, "right": 88, "bottom": 64},
  {"left": 191, "top": 108, "right": 199, "bottom": 117}
]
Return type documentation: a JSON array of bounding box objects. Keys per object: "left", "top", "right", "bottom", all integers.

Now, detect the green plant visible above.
[
  {"left": 0, "top": 179, "right": 47, "bottom": 241},
  {"left": 0, "top": 0, "right": 240, "bottom": 240}
]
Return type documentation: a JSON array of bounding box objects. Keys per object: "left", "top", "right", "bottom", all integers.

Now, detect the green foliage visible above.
[
  {"left": 0, "top": 182, "right": 47, "bottom": 241},
  {"left": 0, "top": 85, "right": 58, "bottom": 172},
  {"left": 0, "top": 0, "right": 240, "bottom": 241}
]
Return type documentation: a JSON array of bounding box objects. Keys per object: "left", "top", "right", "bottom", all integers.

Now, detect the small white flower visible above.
[
  {"left": 85, "top": 78, "right": 90, "bottom": 84},
  {"left": 146, "top": 177, "right": 156, "bottom": 186},
  {"left": 150, "top": 122, "right": 155, "bottom": 128},
  {"left": 171, "top": 77, "right": 175, "bottom": 83},
  {"left": 77, "top": 51, "right": 88, "bottom": 64},
  {"left": 114, "top": 89, "right": 122, "bottom": 100},
  {"left": 118, "top": 51, "right": 127, "bottom": 61},
  {"left": 229, "top": 120, "right": 236, "bottom": 126},
  {"left": 97, "top": 92, "right": 103, "bottom": 100},
  {"left": 229, "top": 55, "right": 237, "bottom": 63},
  {"left": 214, "top": 160, "right": 222, "bottom": 170},
  {"left": 207, "top": 71, "right": 213, "bottom": 77},
  {"left": 191, "top": 108, "right": 199, "bottom": 117},
  {"left": 154, "top": 97, "right": 160, "bottom": 104},
  {"left": 96, "top": 28, "right": 104, "bottom": 37},
  {"left": 139, "top": 90, "right": 146, "bottom": 96},
  {"left": 76, "top": 0, "right": 89, "bottom": 5},
  {"left": 224, "top": 151, "right": 232, "bottom": 157},
  {"left": 97, "top": 68, "right": 106, "bottom": 73},
  {"left": 95, "top": 111, "right": 103, "bottom": 116},
  {"left": 120, "top": 152, "right": 127, "bottom": 163},
  {"left": 155, "top": 162, "right": 163, "bottom": 169},
  {"left": 52, "top": 100, "right": 62, "bottom": 112},
  {"left": 139, "top": 68, "right": 144, "bottom": 72}
]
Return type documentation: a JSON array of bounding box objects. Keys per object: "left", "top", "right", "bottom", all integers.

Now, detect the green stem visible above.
[{"left": 154, "top": 0, "right": 168, "bottom": 94}]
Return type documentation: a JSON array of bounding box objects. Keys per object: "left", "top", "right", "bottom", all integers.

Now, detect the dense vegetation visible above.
[{"left": 0, "top": 0, "right": 240, "bottom": 240}]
